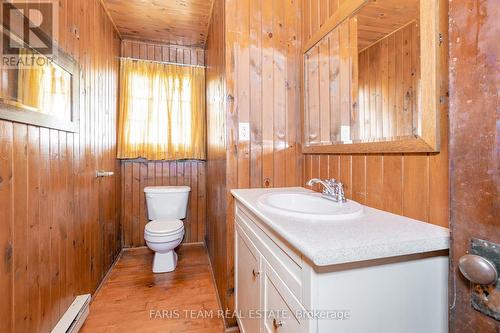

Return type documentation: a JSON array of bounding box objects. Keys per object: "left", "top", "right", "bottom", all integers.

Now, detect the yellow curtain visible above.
[
  {"left": 117, "top": 59, "right": 206, "bottom": 160},
  {"left": 17, "top": 51, "right": 43, "bottom": 109},
  {"left": 17, "top": 49, "right": 71, "bottom": 119}
]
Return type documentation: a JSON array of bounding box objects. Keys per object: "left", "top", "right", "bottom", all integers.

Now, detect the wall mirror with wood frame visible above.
[
  {"left": 302, "top": 0, "right": 444, "bottom": 153},
  {"left": 0, "top": 35, "right": 80, "bottom": 133}
]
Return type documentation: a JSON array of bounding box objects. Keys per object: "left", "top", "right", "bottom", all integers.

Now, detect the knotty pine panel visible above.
[
  {"left": 222, "top": 0, "right": 303, "bottom": 221},
  {"left": 121, "top": 39, "right": 205, "bottom": 65},
  {"left": 303, "top": 0, "right": 345, "bottom": 43},
  {"left": 205, "top": 0, "right": 302, "bottom": 328},
  {"left": 304, "top": 19, "right": 354, "bottom": 146},
  {"left": 205, "top": 0, "right": 229, "bottom": 327},
  {"left": 120, "top": 160, "right": 206, "bottom": 247},
  {"left": 102, "top": 0, "right": 213, "bottom": 48},
  {"left": 303, "top": 151, "right": 448, "bottom": 226},
  {"left": 302, "top": 0, "right": 449, "bottom": 228},
  {"left": 357, "top": 22, "right": 420, "bottom": 140},
  {"left": 223, "top": 0, "right": 303, "bottom": 192},
  {"left": 0, "top": 0, "right": 121, "bottom": 332}
]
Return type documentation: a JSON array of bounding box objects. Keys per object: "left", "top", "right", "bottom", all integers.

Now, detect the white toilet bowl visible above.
[
  {"left": 144, "top": 186, "right": 190, "bottom": 273},
  {"left": 144, "top": 219, "right": 185, "bottom": 273}
]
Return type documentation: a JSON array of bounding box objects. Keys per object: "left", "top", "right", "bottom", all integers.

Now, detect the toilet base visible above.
[{"left": 153, "top": 250, "right": 178, "bottom": 273}]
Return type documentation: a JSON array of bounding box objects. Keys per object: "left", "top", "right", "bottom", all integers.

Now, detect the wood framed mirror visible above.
[
  {"left": 302, "top": 0, "right": 445, "bottom": 153},
  {"left": 0, "top": 6, "right": 80, "bottom": 133}
]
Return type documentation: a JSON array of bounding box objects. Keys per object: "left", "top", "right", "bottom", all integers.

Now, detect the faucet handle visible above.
[
  {"left": 323, "top": 179, "right": 336, "bottom": 194},
  {"left": 336, "top": 182, "right": 347, "bottom": 203},
  {"left": 325, "top": 179, "right": 336, "bottom": 186}
]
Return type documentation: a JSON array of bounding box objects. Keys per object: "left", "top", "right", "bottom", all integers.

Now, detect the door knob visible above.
[{"left": 458, "top": 254, "right": 498, "bottom": 285}]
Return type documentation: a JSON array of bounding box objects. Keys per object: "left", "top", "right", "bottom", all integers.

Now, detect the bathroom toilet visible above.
[{"left": 144, "top": 186, "right": 190, "bottom": 273}]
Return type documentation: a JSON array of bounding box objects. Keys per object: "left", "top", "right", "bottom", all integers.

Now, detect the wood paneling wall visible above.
[
  {"left": 120, "top": 160, "right": 206, "bottom": 247},
  {"left": 121, "top": 39, "right": 205, "bottom": 65},
  {"left": 304, "top": 19, "right": 355, "bottom": 145},
  {"left": 205, "top": 0, "right": 302, "bottom": 328},
  {"left": 0, "top": 1, "right": 121, "bottom": 332},
  {"left": 358, "top": 21, "right": 420, "bottom": 140},
  {"left": 205, "top": 0, "right": 228, "bottom": 326},
  {"left": 302, "top": 0, "right": 449, "bottom": 228},
  {"left": 119, "top": 40, "right": 207, "bottom": 246},
  {"left": 226, "top": 0, "right": 302, "bottom": 190},
  {"left": 303, "top": 0, "right": 346, "bottom": 43}
]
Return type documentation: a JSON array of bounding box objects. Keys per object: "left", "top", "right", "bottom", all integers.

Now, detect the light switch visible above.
[
  {"left": 341, "top": 125, "right": 352, "bottom": 143},
  {"left": 239, "top": 122, "right": 250, "bottom": 141}
]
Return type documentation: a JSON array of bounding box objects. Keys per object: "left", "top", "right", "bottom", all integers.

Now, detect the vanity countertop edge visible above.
[{"left": 231, "top": 187, "right": 450, "bottom": 267}]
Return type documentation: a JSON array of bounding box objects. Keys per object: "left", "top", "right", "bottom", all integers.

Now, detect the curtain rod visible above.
[{"left": 119, "top": 56, "right": 205, "bottom": 68}]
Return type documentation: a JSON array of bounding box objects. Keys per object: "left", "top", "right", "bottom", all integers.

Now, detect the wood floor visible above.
[{"left": 81, "top": 245, "right": 225, "bottom": 333}]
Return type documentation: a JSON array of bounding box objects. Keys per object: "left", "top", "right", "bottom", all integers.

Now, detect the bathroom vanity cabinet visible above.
[{"left": 233, "top": 188, "right": 449, "bottom": 333}]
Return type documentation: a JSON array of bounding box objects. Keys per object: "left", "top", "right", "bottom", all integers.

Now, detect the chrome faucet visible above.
[{"left": 306, "top": 178, "right": 347, "bottom": 203}]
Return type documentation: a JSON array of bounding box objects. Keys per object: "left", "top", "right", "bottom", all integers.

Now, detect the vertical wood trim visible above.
[
  {"left": 197, "top": 162, "right": 207, "bottom": 242},
  {"left": 13, "top": 124, "right": 29, "bottom": 332},
  {"left": 27, "top": 126, "right": 41, "bottom": 332},
  {"left": 261, "top": 0, "right": 274, "bottom": 188},
  {"left": 38, "top": 127, "right": 51, "bottom": 332},
  {"left": 0, "top": 121, "right": 14, "bottom": 333},
  {"left": 402, "top": 154, "right": 430, "bottom": 221},
  {"left": 249, "top": 0, "right": 263, "bottom": 188},
  {"left": 273, "top": 0, "right": 287, "bottom": 187},
  {"left": 420, "top": 0, "right": 439, "bottom": 150},
  {"left": 351, "top": 155, "right": 366, "bottom": 204}
]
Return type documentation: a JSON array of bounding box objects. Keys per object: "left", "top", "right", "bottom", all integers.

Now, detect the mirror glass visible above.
[
  {"left": 304, "top": 0, "right": 420, "bottom": 146},
  {"left": 0, "top": 48, "right": 73, "bottom": 122}
]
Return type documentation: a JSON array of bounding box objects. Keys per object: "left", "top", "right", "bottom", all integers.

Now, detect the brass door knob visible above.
[{"left": 458, "top": 254, "right": 498, "bottom": 285}]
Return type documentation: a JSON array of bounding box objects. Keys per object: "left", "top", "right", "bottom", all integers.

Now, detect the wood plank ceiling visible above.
[
  {"left": 102, "top": 0, "right": 215, "bottom": 47},
  {"left": 356, "top": 0, "right": 419, "bottom": 51}
]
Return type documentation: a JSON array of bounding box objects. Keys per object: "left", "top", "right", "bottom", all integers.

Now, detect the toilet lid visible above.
[
  {"left": 145, "top": 220, "right": 184, "bottom": 235},
  {"left": 144, "top": 186, "right": 191, "bottom": 194}
]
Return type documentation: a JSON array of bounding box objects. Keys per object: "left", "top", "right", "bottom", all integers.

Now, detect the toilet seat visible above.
[{"left": 145, "top": 219, "right": 184, "bottom": 236}]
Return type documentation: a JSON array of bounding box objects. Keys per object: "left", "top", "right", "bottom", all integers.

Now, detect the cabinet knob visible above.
[
  {"left": 458, "top": 254, "right": 498, "bottom": 285},
  {"left": 252, "top": 269, "right": 260, "bottom": 278},
  {"left": 272, "top": 318, "right": 284, "bottom": 329}
]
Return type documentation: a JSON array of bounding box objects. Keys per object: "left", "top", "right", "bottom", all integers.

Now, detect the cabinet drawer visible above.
[
  {"left": 236, "top": 204, "right": 303, "bottom": 301},
  {"left": 262, "top": 258, "right": 304, "bottom": 333}
]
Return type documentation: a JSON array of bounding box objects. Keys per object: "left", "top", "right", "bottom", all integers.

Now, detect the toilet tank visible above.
[{"left": 144, "top": 186, "right": 191, "bottom": 220}]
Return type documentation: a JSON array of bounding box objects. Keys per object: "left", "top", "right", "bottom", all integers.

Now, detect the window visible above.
[{"left": 117, "top": 59, "right": 206, "bottom": 160}]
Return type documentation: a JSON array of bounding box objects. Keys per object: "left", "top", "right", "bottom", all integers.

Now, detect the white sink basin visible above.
[{"left": 257, "top": 192, "right": 364, "bottom": 221}]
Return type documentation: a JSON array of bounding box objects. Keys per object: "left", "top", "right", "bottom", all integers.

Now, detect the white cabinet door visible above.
[
  {"left": 262, "top": 259, "right": 303, "bottom": 333},
  {"left": 235, "top": 226, "right": 262, "bottom": 333}
]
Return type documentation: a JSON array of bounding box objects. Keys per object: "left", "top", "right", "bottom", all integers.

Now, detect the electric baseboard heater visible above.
[{"left": 51, "top": 294, "right": 91, "bottom": 333}]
